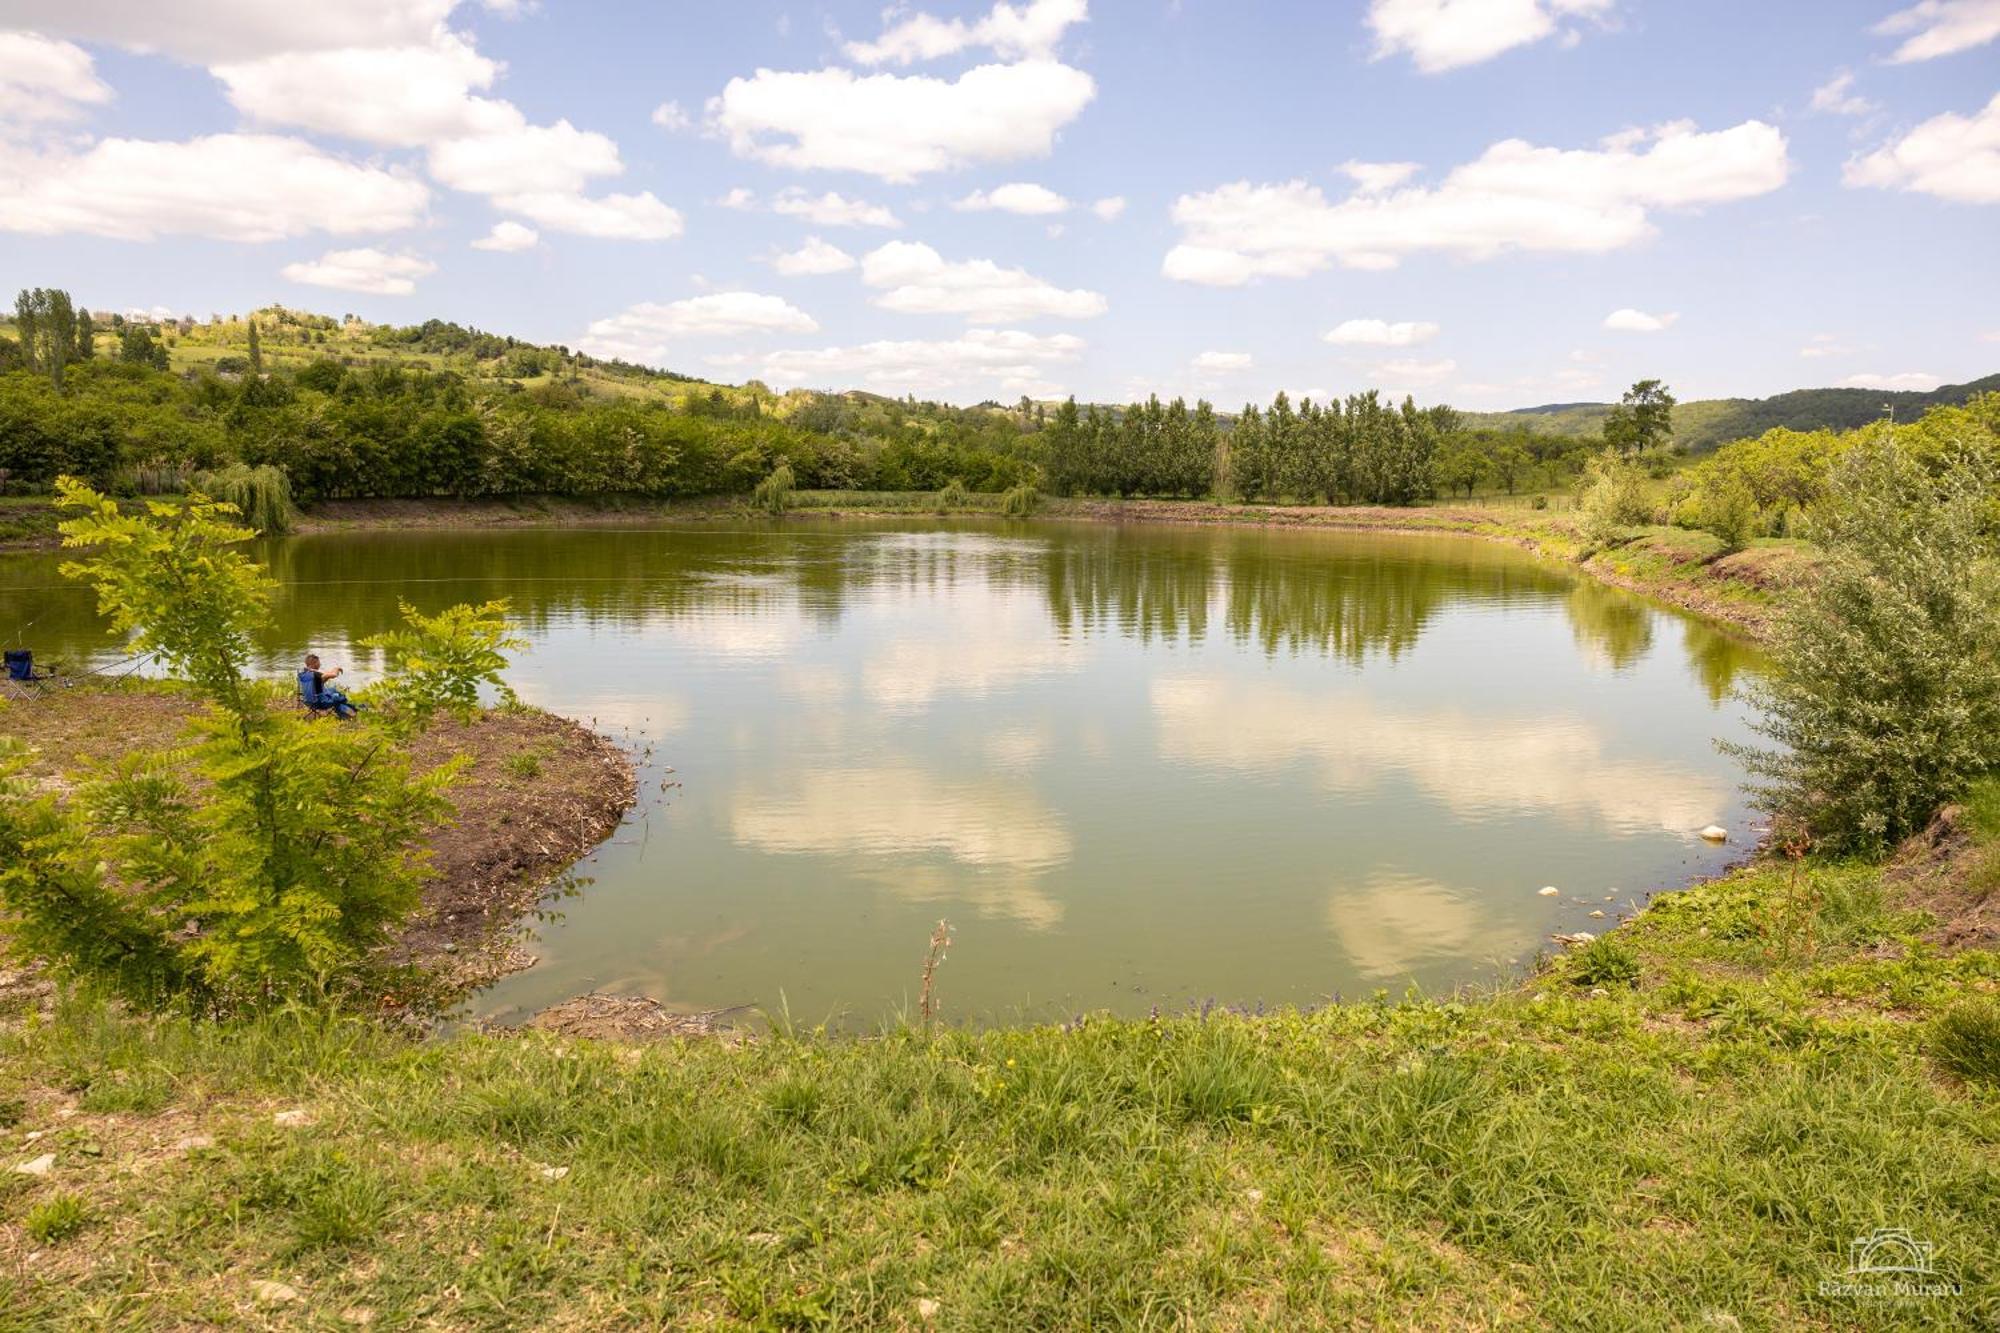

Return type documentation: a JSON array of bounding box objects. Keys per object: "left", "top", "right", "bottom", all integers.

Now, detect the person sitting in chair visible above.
[{"left": 297, "top": 653, "right": 358, "bottom": 720}]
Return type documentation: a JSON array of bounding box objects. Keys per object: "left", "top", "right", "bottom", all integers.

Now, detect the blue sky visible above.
[{"left": 0, "top": 0, "right": 1995, "bottom": 407}]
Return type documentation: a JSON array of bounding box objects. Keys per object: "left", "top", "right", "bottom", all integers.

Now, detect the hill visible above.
[{"left": 1462, "top": 374, "right": 2000, "bottom": 452}]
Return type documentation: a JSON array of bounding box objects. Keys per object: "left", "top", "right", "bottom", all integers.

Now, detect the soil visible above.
[
  {"left": 1886, "top": 804, "right": 2000, "bottom": 952},
  {"left": 0, "top": 680, "right": 637, "bottom": 994},
  {"left": 518, "top": 992, "right": 745, "bottom": 1042}
]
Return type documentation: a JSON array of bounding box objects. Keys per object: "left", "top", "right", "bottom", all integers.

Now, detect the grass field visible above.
[{"left": 4, "top": 788, "right": 1997, "bottom": 1328}]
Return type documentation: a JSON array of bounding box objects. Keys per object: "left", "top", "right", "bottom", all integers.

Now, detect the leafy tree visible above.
[
  {"left": 1489, "top": 441, "right": 1532, "bottom": 494},
  {"left": 0, "top": 481, "right": 521, "bottom": 1011},
  {"left": 1576, "top": 451, "right": 1653, "bottom": 545},
  {"left": 1725, "top": 437, "right": 2000, "bottom": 852},
  {"left": 74, "top": 308, "right": 95, "bottom": 361},
  {"left": 14, "top": 288, "right": 77, "bottom": 388},
  {"left": 246, "top": 316, "right": 262, "bottom": 374},
  {"left": 1435, "top": 442, "right": 1488, "bottom": 498},
  {"left": 1603, "top": 379, "right": 1676, "bottom": 455}
]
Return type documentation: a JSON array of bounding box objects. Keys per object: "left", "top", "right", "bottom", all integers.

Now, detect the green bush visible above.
[
  {"left": 25, "top": 1194, "right": 89, "bottom": 1244},
  {"left": 1929, "top": 998, "right": 2000, "bottom": 1084},
  {"left": 752, "top": 462, "right": 794, "bottom": 515},
  {"left": 937, "top": 478, "right": 969, "bottom": 511},
  {"left": 1576, "top": 452, "right": 1652, "bottom": 546},
  {"left": 1000, "top": 481, "right": 1040, "bottom": 516},
  {"left": 0, "top": 481, "right": 519, "bottom": 1011},
  {"left": 1691, "top": 472, "right": 1759, "bottom": 553},
  {"left": 1725, "top": 438, "right": 2000, "bottom": 852},
  {"left": 1567, "top": 936, "right": 1641, "bottom": 988}
]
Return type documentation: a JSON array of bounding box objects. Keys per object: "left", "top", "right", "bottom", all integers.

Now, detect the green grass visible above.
[{"left": 5, "top": 831, "right": 1998, "bottom": 1328}]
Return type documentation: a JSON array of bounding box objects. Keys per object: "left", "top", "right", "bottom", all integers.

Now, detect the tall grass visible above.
[{"left": 189, "top": 463, "right": 297, "bottom": 535}]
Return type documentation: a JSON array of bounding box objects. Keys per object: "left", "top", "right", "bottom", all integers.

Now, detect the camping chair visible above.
[
  {"left": 5, "top": 649, "right": 50, "bottom": 683},
  {"left": 296, "top": 668, "right": 349, "bottom": 720}
]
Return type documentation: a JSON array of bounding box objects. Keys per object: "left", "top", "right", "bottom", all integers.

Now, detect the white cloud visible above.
[
  {"left": 0, "top": 33, "right": 113, "bottom": 130},
  {"left": 471, "top": 220, "right": 538, "bottom": 251},
  {"left": 708, "top": 59, "right": 1096, "bottom": 181},
  {"left": 756, "top": 329, "right": 1084, "bottom": 397},
  {"left": 1089, "top": 195, "right": 1126, "bottom": 220},
  {"left": 650, "top": 100, "right": 691, "bottom": 131},
  {"left": 213, "top": 34, "right": 513, "bottom": 148},
  {"left": 771, "top": 236, "right": 857, "bottom": 275},
  {"left": 1602, "top": 307, "right": 1678, "bottom": 332},
  {"left": 1165, "top": 119, "right": 1788, "bottom": 285},
  {"left": 774, "top": 188, "right": 902, "bottom": 228},
  {"left": 0, "top": 133, "right": 428, "bottom": 241},
  {"left": 1367, "top": 0, "right": 1616, "bottom": 73},
  {"left": 1798, "top": 333, "right": 1852, "bottom": 360},
  {"left": 1808, "top": 70, "right": 1875, "bottom": 117},
  {"left": 493, "top": 190, "right": 683, "bottom": 240},
  {"left": 426, "top": 118, "right": 621, "bottom": 196},
  {"left": 2, "top": 0, "right": 457, "bottom": 64},
  {"left": 861, "top": 240, "right": 1107, "bottom": 322},
  {"left": 1874, "top": 0, "right": 2000, "bottom": 62},
  {"left": 281, "top": 247, "right": 436, "bottom": 295},
  {"left": 579, "top": 293, "right": 820, "bottom": 365},
  {"left": 954, "top": 182, "right": 1071, "bottom": 214},
  {"left": 1325, "top": 318, "right": 1440, "bottom": 346},
  {"left": 1844, "top": 93, "right": 2000, "bottom": 204},
  {"left": 1192, "top": 350, "right": 1253, "bottom": 372},
  {"left": 1340, "top": 160, "right": 1420, "bottom": 192},
  {"left": 844, "top": 0, "right": 1088, "bottom": 66},
  {"left": 1371, "top": 357, "right": 1457, "bottom": 388},
  {"left": 1837, "top": 371, "right": 1944, "bottom": 391}
]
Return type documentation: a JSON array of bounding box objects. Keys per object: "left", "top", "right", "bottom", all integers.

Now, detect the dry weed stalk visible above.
[{"left": 919, "top": 919, "right": 953, "bottom": 1029}]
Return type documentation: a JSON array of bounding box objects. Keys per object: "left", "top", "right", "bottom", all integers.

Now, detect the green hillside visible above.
[{"left": 1463, "top": 374, "right": 2000, "bottom": 452}]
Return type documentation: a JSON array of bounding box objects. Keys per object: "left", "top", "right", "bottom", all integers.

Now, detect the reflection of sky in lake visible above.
[{"left": 0, "top": 520, "right": 1764, "bottom": 1024}]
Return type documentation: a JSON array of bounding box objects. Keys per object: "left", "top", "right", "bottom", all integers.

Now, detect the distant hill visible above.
[{"left": 1461, "top": 374, "right": 2000, "bottom": 452}]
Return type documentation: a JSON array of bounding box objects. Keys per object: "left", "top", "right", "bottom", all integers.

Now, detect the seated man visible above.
[{"left": 297, "top": 652, "right": 358, "bottom": 720}]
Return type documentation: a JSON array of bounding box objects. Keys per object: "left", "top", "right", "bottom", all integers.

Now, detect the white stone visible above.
[
  {"left": 173, "top": 1135, "right": 215, "bottom": 1152},
  {"left": 273, "top": 1108, "right": 313, "bottom": 1128},
  {"left": 1537, "top": 885, "right": 1560, "bottom": 897},
  {"left": 917, "top": 1298, "right": 941, "bottom": 1321},
  {"left": 1699, "top": 825, "right": 1729, "bottom": 842},
  {"left": 539, "top": 1165, "right": 569, "bottom": 1181},
  {"left": 251, "top": 1279, "right": 301, "bottom": 1304},
  {"left": 13, "top": 1153, "right": 55, "bottom": 1176}
]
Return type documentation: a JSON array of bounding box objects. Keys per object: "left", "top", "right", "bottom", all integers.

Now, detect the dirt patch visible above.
[
  {"left": 518, "top": 992, "right": 744, "bottom": 1042},
  {"left": 0, "top": 680, "right": 637, "bottom": 992},
  {"left": 1886, "top": 805, "right": 2000, "bottom": 951}
]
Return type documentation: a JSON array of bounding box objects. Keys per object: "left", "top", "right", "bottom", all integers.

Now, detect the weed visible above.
[
  {"left": 25, "top": 1193, "right": 89, "bottom": 1244},
  {"left": 1568, "top": 936, "right": 1641, "bottom": 988},
  {"left": 1929, "top": 997, "right": 2000, "bottom": 1084}
]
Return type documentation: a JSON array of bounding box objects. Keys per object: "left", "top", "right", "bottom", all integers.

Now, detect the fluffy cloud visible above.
[
  {"left": 1837, "top": 371, "right": 1945, "bottom": 391},
  {"left": 771, "top": 237, "right": 857, "bottom": 275},
  {"left": 281, "top": 247, "right": 436, "bottom": 295},
  {"left": 756, "top": 329, "right": 1084, "bottom": 396},
  {"left": 472, "top": 220, "right": 539, "bottom": 251},
  {"left": 1844, "top": 93, "right": 2000, "bottom": 203},
  {"left": 1325, "top": 318, "right": 1440, "bottom": 346},
  {"left": 0, "top": 133, "right": 428, "bottom": 241},
  {"left": 1341, "top": 160, "right": 1421, "bottom": 192},
  {"left": 213, "top": 34, "right": 512, "bottom": 148},
  {"left": 1602, "top": 307, "right": 1678, "bottom": 332},
  {"left": 1191, "top": 350, "right": 1253, "bottom": 372},
  {"left": 579, "top": 293, "right": 819, "bottom": 364},
  {"left": 492, "top": 190, "right": 683, "bottom": 240},
  {"left": 650, "top": 100, "right": 691, "bottom": 131},
  {"left": 1809, "top": 70, "right": 1875, "bottom": 117},
  {"left": 1367, "top": 0, "right": 1615, "bottom": 73},
  {"left": 0, "top": 33, "right": 113, "bottom": 130},
  {"left": 861, "top": 240, "right": 1108, "bottom": 322},
  {"left": 1798, "top": 334, "right": 1853, "bottom": 359},
  {"left": 1165, "top": 119, "right": 1788, "bottom": 284},
  {"left": 708, "top": 59, "right": 1096, "bottom": 181},
  {"left": 844, "top": 0, "right": 1088, "bottom": 66},
  {"left": 2, "top": 0, "right": 456, "bottom": 64},
  {"left": 722, "top": 187, "right": 902, "bottom": 227},
  {"left": 954, "top": 182, "right": 1071, "bottom": 214},
  {"left": 1874, "top": 0, "right": 2000, "bottom": 62},
  {"left": 426, "top": 119, "right": 621, "bottom": 196},
  {"left": 1089, "top": 195, "right": 1126, "bottom": 220}
]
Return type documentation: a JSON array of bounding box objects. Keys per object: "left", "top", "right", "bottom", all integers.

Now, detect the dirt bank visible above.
[{"left": 0, "top": 680, "right": 637, "bottom": 993}]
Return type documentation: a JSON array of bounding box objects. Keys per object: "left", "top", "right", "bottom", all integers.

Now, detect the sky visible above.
[{"left": 0, "top": 0, "right": 1995, "bottom": 409}]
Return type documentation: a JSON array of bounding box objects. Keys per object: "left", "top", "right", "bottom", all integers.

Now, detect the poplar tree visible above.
[{"left": 247, "top": 316, "right": 263, "bottom": 373}]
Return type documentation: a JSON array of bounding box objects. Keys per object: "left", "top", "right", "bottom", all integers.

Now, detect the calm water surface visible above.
[{"left": 0, "top": 519, "right": 1762, "bottom": 1024}]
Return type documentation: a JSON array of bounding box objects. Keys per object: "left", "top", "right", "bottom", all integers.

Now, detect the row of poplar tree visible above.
[{"left": 1039, "top": 390, "right": 1459, "bottom": 503}]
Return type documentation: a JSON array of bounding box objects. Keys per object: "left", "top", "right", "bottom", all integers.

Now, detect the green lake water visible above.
[{"left": 0, "top": 518, "right": 1762, "bottom": 1024}]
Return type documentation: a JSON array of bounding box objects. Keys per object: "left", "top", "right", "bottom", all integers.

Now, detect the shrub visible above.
[
  {"left": 1567, "top": 936, "right": 1641, "bottom": 988},
  {"left": 190, "top": 463, "right": 296, "bottom": 535},
  {"left": 1001, "top": 481, "right": 1040, "bottom": 517},
  {"left": 25, "top": 1194, "right": 89, "bottom": 1244},
  {"left": 0, "top": 480, "right": 518, "bottom": 1011},
  {"left": 752, "top": 462, "right": 794, "bottom": 515},
  {"left": 1691, "top": 472, "right": 1759, "bottom": 554},
  {"left": 1929, "top": 998, "right": 2000, "bottom": 1085},
  {"left": 1576, "top": 452, "right": 1652, "bottom": 546},
  {"left": 1724, "top": 438, "right": 2000, "bottom": 852},
  {"left": 936, "top": 478, "right": 969, "bottom": 511}
]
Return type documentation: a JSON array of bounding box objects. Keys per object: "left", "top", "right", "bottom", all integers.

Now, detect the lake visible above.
[{"left": 0, "top": 518, "right": 1763, "bottom": 1024}]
